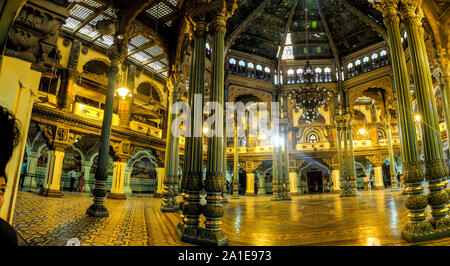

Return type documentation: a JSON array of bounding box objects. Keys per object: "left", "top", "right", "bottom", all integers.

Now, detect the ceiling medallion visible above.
[{"left": 287, "top": 3, "right": 331, "bottom": 124}]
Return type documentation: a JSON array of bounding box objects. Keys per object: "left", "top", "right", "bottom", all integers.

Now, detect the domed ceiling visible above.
[{"left": 226, "top": 0, "right": 385, "bottom": 61}]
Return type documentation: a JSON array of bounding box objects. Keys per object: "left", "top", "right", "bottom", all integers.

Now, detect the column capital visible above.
[
  {"left": 399, "top": 0, "right": 423, "bottom": 26},
  {"left": 244, "top": 161, "right": 262, "bottom": 173},
  {"left": 81, "top": 161, "right": 93, "bottom": 167},
  {"left": 28, "top": 151, "right": 40, "bottom": 159},
  {"left": 372, "top": 0, "right": 400, "bottom": 25},
  {"left": 107, "top": 41, "right": 127, "bottom": 65},
  {"left": 366, "top": 153, "right": 389, "bottom": 167},
  {"left": 38, "top": 124, "right": 81, "bottom": 152},
  {"left": 112, "top": 141, "right": 135, "bottom": 163},
  {"left": 193, "top": 20, "right": 208, "bottom": 38}
]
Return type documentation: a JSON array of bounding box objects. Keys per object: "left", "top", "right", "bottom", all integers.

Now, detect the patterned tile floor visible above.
[{"left": 12, "top": 190, "right": 450, "bottom": 246}]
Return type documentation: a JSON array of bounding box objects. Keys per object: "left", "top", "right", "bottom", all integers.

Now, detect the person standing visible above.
[
  {"left": 19, "top": 160, "right": 27, "bottom": 190},
  {"left": 363, "top": 176, "right": 369, "bottom": 191},
  {"left": 77, "top": 173, "right": 85, "bottom": 193},
  {"left": 68, "top": 168, "right": 77, "bottom": 192}
]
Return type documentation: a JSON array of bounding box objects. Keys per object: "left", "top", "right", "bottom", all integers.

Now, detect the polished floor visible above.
[{"left": 12, "top": 190, "right": 450, "bottom": 246}]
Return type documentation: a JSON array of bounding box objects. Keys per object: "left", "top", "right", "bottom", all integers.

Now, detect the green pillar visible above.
[
  {"left": 86, "top": 49, "right": 122, "bottom": 217},
  {"left": 401, "top": 1, "right": 449, "bottom": 229},
  {"left": 438, "top": 62, "right": 450, "bottom": 150},
  {"left": 347, "top": 119, "right": 358, "bottom": 196},
  {"left": 387, "top": 112, "right": 399, "bottom": 192},
  {"left": 335, "top": 120, "right": 346, "bottom": 196},
  {"left": 161, "top": 87, "right": 179, "bottom": 212},
  {"left": 176, "top": 21, "right": 206, "bottom": 243},
  {"left": 232, "top": 123, "right": 239, "bottom": 199},
  {"left": 271, "top": 92, "right": 282, "bottom": 201},
  {"left": 222, "top": 85, "right": 228, "bottom": 204},
  {"left": 342, "top": 119, "right": 351, "bottom": 196},
  {"left": 372, "top": 0, "right": 432, "bottom": 242},
  {"left": 282, "top": 93, "right": 291, "bottom": 200},
  {"left": 202, "top": 14, "right": 227, "bottom": 246}
]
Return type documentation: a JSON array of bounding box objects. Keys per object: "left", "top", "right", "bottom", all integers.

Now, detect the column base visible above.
[
  {"left": 332, "top": 190, "right": 341, "bottom": 194},
  {"left": 390, "top": 188, "right": 400, "bottom": 192},
  {"left": 39, "top": 188, "right": 62, "bottom": 198},
  {"left": 161, "top": 205, "right": 179, "bottom": 212},
  {"left": 245, "top": 192, "right": 256, "bottom": 196},
  {"left": 197, "top": 228, "right": 228, "bottom": 246},
  {"left": 108, "top": 193, "right": 127, "bottom": 200},
  {"left": 402, "top": 222, "right": 450, "bottom": 242},
  {"left": 375, "top": 186, "right": 385, "bottom": 190},
  {"left": 231, "top": 195, "right": 240, "bottom": 199},
  {"left": 289, "top": 192, "right": 299, "bottom": 196},
  {"left": 176, "top": 225, "right": 228, "bottom": 246},
  {"left": 222, "top": 197, "right": 229, "bottom": 204},
  {"left": 176, "top": 226, "right": 202, "bottom": 245},
  {"left": 271, "top": 197, "right": 283, "bottom": 201},
  {"left": 86, "top": 204, "right": 109, "bottom": 217}
]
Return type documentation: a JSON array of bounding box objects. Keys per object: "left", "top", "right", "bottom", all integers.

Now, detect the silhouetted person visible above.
[
  {"left": 0, "top": 105, "right": 21, "bottom": 246},
  {"left": 68, "top": 168, "right": 77, "bottom": 192},
  {"left": 19, "top": 159, "right": 27, "bottom": 190}
]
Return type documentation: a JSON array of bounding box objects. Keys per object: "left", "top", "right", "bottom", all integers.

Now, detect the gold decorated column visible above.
[
  {"left": 232, "top": 122, "right": 240, "bottom": 199},
  {"left": 176, "top": 20, "right": 207, "bottom": 243},
  {"left": 400, "top": 0, "right": 449, "bottom": 230},
  {"left": 372, "top": 0, "right": 432, "bottom": 242},
  {"left": 386, "top": 109, "right": 399, "bottom": 191},
  {"left": 161, "top": 80, "right": 180, "bottom": 212},
  {"left": 202, "top": 4, "right": 236, "bottom": 245}
]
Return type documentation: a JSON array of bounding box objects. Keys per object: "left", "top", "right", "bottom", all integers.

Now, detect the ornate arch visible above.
[
  {"left": 348, "top": 76, "right": 394, "bottom": 111},
  {"left": 298, "top": 161, "right": 331, "bottom": 175},
  {"left": 135, "top": 81, "right": 164, "bottom": 105},
  {"left": 82, "top": 57, "right": 110, "bottom": 68},
  {"left": 298, "top": 127, "right": 327, "bottom": 143},
  {"left": 127, "top": 149, "right": 160, "bottom": 168},
  {"left": 228, "top": 85, "right": 271, "bottom": 103}
]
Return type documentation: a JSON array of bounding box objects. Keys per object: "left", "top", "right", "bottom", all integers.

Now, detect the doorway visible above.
[{"left": 307, "top": 171, "right": 323, "bottom": 193}]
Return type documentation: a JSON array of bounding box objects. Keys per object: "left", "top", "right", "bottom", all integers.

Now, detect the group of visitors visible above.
[{"left": 68, "top": 168, "right": 85, "bottom": 193}]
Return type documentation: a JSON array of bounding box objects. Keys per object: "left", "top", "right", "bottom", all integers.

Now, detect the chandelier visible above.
[{"left": 287, "top": 3, "right": 331, "bottom": 124}]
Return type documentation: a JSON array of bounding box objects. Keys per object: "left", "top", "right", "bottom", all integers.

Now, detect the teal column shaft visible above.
[
  {"left": 403, "top": 15, "right": 444, "bottom": 162},
  {"left": 203, "top": 15, "right": 227, "bottom": 245},
  {"left": 387, "top": 117, "right": 398, "bottom": 191},
  {"left": 348, "top": 120, "right": 358, "bottom": 195},
  {"left": 87, "top": 55, "right": 120, "bottom": 217},
  {"left": 402, "top": 8, "right": 449, "bottom": 226},
  {"left": 373, "top": 3, "right": 431, "bottom": 239},
  {"left": 232, "top": 124, "right": 239, "bottom": 199},
  {"left": 161, "top": 90, "right": 178, "bottom": 212},
  {"left": 342, "top": 123, "right": 351, "bottom": 191},
  {"left": 336, "top": 123, "right": 344, "bottom": 192},
  {"left": 441, "top": 76, "right": 450, "bottom": 147},
  {"left": 178, "top": 22, "right": 206, "bottom": 237},
  {"left": 282, "top": 94, "right": 291, "bottom": 199}
]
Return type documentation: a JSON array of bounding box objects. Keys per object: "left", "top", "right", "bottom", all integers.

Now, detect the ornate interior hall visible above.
[{"left": 0, "top": 0, "right": 449, "bottom": 247}]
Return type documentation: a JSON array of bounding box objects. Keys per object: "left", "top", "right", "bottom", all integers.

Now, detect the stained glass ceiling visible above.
[{"left": 62, "top": 0, "right": 180, "bottom": 79}]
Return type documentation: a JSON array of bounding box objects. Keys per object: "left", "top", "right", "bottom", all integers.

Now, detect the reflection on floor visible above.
[{"left": 12, "top": 190, "right": 450, "bottom": 246}]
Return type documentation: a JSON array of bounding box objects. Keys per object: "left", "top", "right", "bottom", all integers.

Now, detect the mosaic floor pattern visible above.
[{"left": 12, "top": 190, "right": 450, "bottom": 246}]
